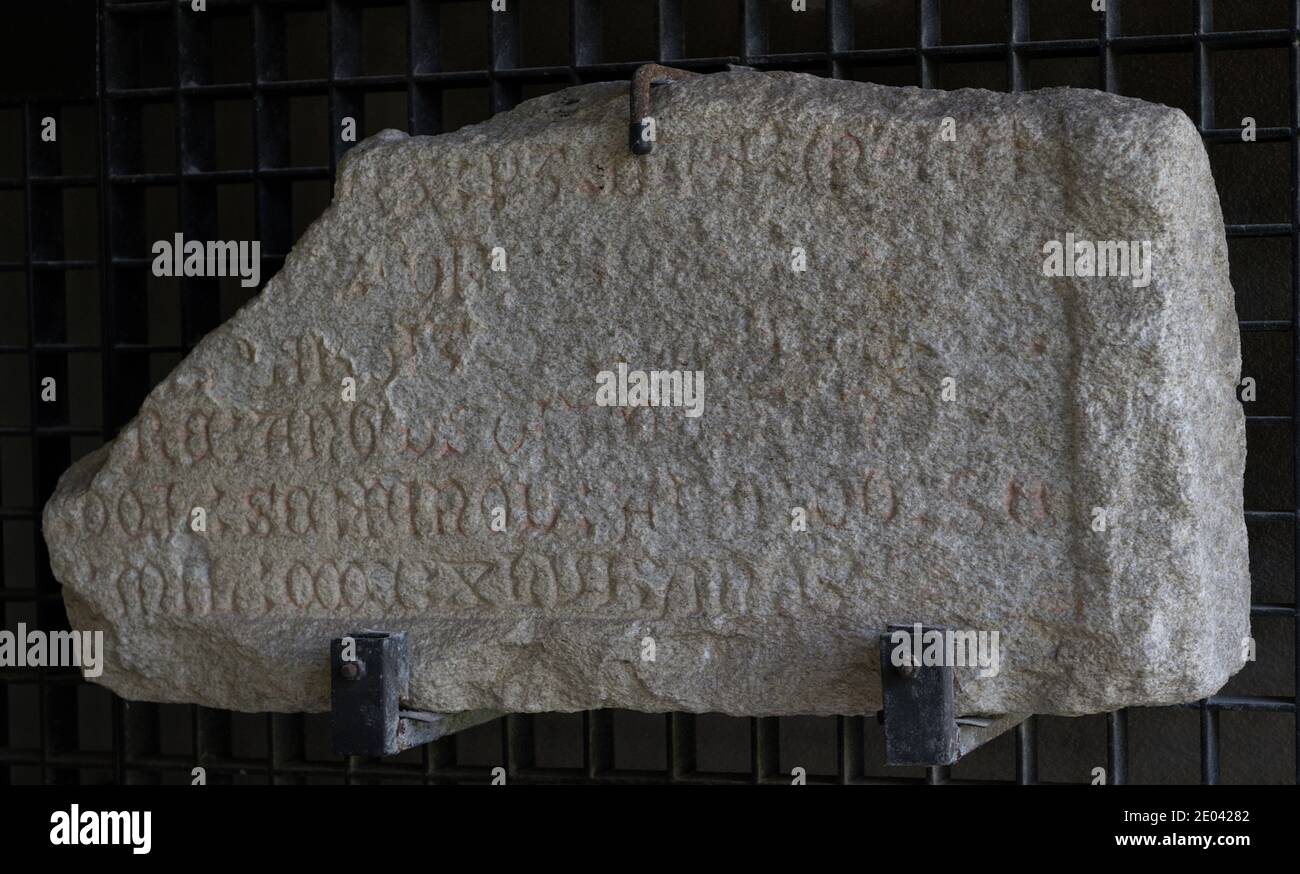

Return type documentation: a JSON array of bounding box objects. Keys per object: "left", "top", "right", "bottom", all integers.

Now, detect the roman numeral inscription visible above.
[{"left": 44, "top": 72, "right": 1248, "bottom": 718}]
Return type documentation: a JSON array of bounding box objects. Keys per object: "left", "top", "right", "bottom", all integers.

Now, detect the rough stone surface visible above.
[{"left": 43, "top": 71, "right": 1249, "bottom": 716}]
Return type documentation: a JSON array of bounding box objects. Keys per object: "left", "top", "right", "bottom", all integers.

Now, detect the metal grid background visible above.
[{"left": 0, "top": 0, "right": 1296, "bottom": 785}]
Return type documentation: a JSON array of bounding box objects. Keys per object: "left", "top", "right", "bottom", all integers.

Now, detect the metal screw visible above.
[
  {"left": 896, "top": 662, "right": 917, "bottom": 680},
  {"left": 340, "top": 661, "right": 361, "bottom": 680}
]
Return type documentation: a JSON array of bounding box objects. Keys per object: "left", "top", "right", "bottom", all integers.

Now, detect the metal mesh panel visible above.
[{"left": 0, "top": 0, "right": 1295, "bottom": 785}]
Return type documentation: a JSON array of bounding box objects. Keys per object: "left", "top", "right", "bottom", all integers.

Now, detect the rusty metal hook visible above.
[{"left": 629, "top": 64, "right": 701, "bottom": 155}]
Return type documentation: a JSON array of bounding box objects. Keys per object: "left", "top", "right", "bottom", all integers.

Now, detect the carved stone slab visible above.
[{"left": 43, "top": 71, "right": 1249, "bottom": 716}]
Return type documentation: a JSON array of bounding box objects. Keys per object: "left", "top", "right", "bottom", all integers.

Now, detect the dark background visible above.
[
  {"left": 0, "top": 2, "right": 96, "bottom": 100},
  {"left": 0, "top": 0, "right": 1294, "bottom": 784}
]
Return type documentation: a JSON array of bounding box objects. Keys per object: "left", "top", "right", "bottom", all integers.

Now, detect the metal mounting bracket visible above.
[
  {"left": 879, "top": 623, "right": 960, "bottom": 766},
  {"left": 877, "top": 623, "right": 1027, "bottom": 767},
  {"left": 330, "top": 631, "right": 500, "bottom": 757},
  {"left": 628, "top": 63, "right": 701, "bottom": 155}
]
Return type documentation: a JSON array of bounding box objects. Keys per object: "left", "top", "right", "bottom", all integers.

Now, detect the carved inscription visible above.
[
  {"left": 104, "top": 548, "right": 933, "bottom": 622},
  {"left": 77, "top": 468, "right": 1056, "bottom": 543}
]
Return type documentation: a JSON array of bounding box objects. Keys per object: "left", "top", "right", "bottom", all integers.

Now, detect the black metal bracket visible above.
[
  {"left": 330, "top": 631, "right": 438, "bottom": 757},
  {"left": 879, "top": 623, "right": 960, "bottom": 766},
  {"left": 628, "top": 63, "right": 700, "bottom": 155},
  {"left": 877, "top": 623, "right": 1028, "bottom": 768},
  {"left": 329, "top": 631, "right": 501, "bottom": 757}
]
